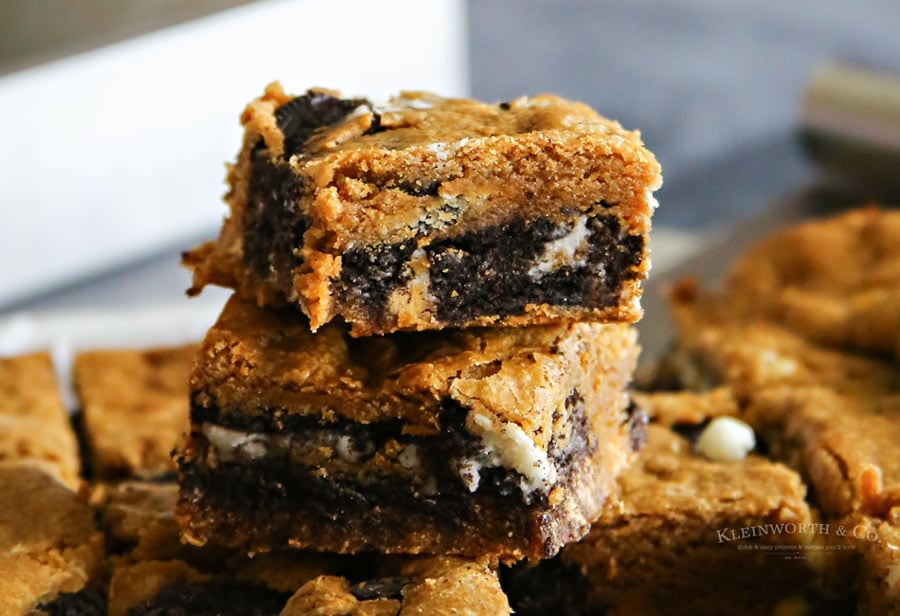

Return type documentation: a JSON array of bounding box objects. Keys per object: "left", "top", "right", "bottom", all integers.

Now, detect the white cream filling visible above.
[
  {"left": 527, "top": 215, "right": 592, "bottom": 279},
  {"left": 202, "top": 416, "right": 560, "bottom": 500},
  {"left": 463, "top": 412, "right": 557, "bottom": 495},
  {"left": 202, "top": 423, "right": 372, "bottom": 464},
  {"left": 202, "top": 424, "right": 269, "bottom": 463}
]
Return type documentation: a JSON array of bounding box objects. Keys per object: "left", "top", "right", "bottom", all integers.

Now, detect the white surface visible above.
[
  {"left": 0, "top": 295, "right": 225, "bottom": 407},
  {"left": 0, "top": 0, "right": 468, "bottom": 306}
]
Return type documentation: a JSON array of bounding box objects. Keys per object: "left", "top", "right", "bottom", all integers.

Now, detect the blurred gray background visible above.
[
  {"left": 3, "top": 0, "right": 900, "bottom": 313},
  {"left": 470, "top": 0, "right": 900, "bottom": 229}
]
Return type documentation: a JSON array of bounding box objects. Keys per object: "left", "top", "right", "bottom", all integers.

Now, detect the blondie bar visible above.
[
  {"left": 74, "top": 344, "right": 196, "bottom": 479},
  {"left": 0, "top": 352, "right": 80, "bottom": 488},
  {"left": 185, "top": 83, "right": 661, "bottom": 336},
  {"left": 0, "top": 462, "right": 105, "bottom": 615},
  {"left": 664, "top": 278, "right": 898, "bottom": 403},
  {"left": 747, "top": 387, "right": 900, "bottom": 520},
  {"left": 176, "top": 295, "right": 641, "bottom": 562},
  {"left": 107, "top": 559, "right": 292, "bottom": 616},
  {"left": 282, "top": 557, "right": 511, "bottom": 616},
  {"left": 504, "top": 392, "right": 815, "bottom": 616},
  {"left": 725, "top": 206, "right": 900, "bottom": 359},
  {"left": 109, "top": 555, "right": 511, "bottom": 616}
]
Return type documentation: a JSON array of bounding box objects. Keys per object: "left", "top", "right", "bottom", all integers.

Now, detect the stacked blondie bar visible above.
[{"left": 177, "top": 84, "right": 662, "bottom": 564}]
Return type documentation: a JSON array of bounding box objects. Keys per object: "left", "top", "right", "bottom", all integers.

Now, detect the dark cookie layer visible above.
[
  {"left": 427, "top": 214, "right": 643, "bottom": 324},
  {"left": 275, "top": 91, "right": 370, "bottom": 158},
  {"left": 334, "top": 213, "right": 645, "bottom": 330},
  {"left": 243, "top": 150, "right": 309, "bottom": 289},
  {"left": 190, "top": 389, "right": 601, "bottom": 506},
  {"left": 35, "top": 589, "right": 107, "bottom": 616},
  {"left": 129, "top": 581, "right": 290, "bottom": 616}
]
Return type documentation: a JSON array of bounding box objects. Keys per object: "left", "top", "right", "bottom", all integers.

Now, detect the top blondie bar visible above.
[{"left": 185, "top": 83, "right": 661, "bottom": 336}]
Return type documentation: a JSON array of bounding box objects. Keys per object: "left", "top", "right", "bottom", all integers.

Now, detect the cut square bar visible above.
[
  {"left": 0, "top": 352, "right": 81, "bottom": 488},
  {"left": 176, "top": 295, "right": 642, "bottom": 562},
  {"left": 185, "top": 84, "right": 661, "bottom": 336},
  {"left": 0, "top": 462, "right": 106, "bottom": 615},
  {"left": 74, "top": 344, "right": 196, "bottom": 479}
]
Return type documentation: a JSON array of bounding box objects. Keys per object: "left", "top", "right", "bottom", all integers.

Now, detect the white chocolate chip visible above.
[
  {"left": 695, "top": 416, "right": 756, "bottom": 462},
  {"left": 398, "top": 444, "right": 422, "bottom": 471}
]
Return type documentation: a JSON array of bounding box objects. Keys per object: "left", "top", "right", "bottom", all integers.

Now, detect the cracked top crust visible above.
[
  {"left": 238, "top": 83, "right": 660, "bottom": 242},
  {"left": 192, "top": 295, "right": 638, "bottom": 447},
  {"left": 746, "top": 386, "right": 900, "bottom": 520},
  {"left": 578, "top": 420, "right": 810, "bottom": 538}
]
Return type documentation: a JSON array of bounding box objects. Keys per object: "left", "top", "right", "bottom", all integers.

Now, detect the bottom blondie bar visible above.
[
  {"left": 0, "top": 462, "right": 105, "bottom": 615},
  {"left": 177, "top": 296, "right": 641, "bottom": 562}
]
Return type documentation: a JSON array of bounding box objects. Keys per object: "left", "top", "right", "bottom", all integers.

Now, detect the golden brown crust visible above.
[
  {"left": 0, "top": 462, "right": 105, "bottom": 614},
  {"left": 90, "top": 481, "right": 187, "bottom": 564},
  {"left": 746, "top": 387, "right": 900, "bottom": 520},
  {"left": 665, "top": 275, "right": 900, "bottom": 520},
  {"left": 74, "top": 344, "right": 196, "bottom": 479},
  {"left": 632, "top": 386, "right": 739, "bottom": 426},
  {"left": 193, "top": 295, "right": 636, "bottom": 435},
  {"left": 280, "top": 557, "right": 511, "bottom": 616},
  {"left": 667, "top": 277, "right": 899, "bottom": 403},
  {"left": 0, "top": 353, "right": 80, "bottom": 488}
]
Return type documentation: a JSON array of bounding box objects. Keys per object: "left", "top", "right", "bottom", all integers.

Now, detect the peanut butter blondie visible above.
[
  {"left": 724, "top": 206, "right": 900, "bottom": 360},
  {"left": 184, "top": 83, "right": 661, "bottom": 336},
  {"left": 109, "top": 555, "right": 510, "bottom": 616},
  {"left": 282, "top": 557, "right": 511, "bottom": 616},
  {"left": 504, "top": 392, "right": 815, "bottom": 616},
  {"left": 0, "top": 462, "right": 105, "bottom": 615},
  {"left": 746, "top": 387, "right": 900, "bottom": 521},
  {"left": 0, "top": 353, "right": 80, "bottom": 489},
  {"left": 664, "top": 278, "right": 899, "bottom": 403},
  {"left": 107, "top": 559, "right": 293, "bottom": 616},
  {"left": 91, "top": 480, "right": 205, "bottom": 565},
  {"left": 74, "top": 344, "right": 196, "bottom": 479},
  {"left": 176, "top": 295, "right": 642, "bottom": 562},
  {"left": 664, "top": 279, "right": 900, "bottom": 521}
]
